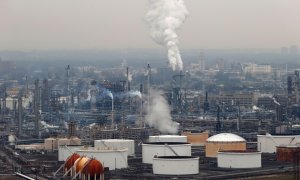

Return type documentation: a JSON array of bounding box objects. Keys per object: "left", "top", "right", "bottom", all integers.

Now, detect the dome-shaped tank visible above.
[
  {"left": 82, "top": 159, "right": 104, "bottom": 179},
  {"left": 74, "top": 156, "right": 90, "bottom": 173},
  {"left": 205, "top": 133, "right": 246, "bottom": 157},
  {"left": 64, "top": 153, "right": 80, "bottom": 170}
]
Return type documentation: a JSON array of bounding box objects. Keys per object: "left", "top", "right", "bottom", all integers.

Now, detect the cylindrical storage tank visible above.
[
  {"left": 44, "top": 138, "right": 58, "bottom": 150},
  {"left": 77, "top": 147, "right": 128, "bottom": 170},
  {"left": 149, "top": 135, "right": 187, "bottom": 143},
  {"left": 94, "top": 139, "right": 135, "bottom": 156},
  {"left": 217, "top": 150, "right": 262, "bottom": 168},
  {"left": 276, "top": 146, "right": 300, "bottom": 162},
  {"left": 181, "top": 131, "right": 209, "bottom": 146},
  {"left": 57, "top": 138, "right": 71, "bottom": 146},
  {"left": 58, "top": 145, "right": 84, "bottom": 161},
  {"left": 258, "top": 134, "right": 300, "bottom": 153},
  {"left": 8, "top": 134, "right": 16, "bottom": 145},
  {"left": 82, "top": 159, "right": 104, "bottom": 180},
  {"left": 153, "top": 156, "right": 199, "bottom": 175},
  {"left": 205, "top": 133, "right": 246, "bottom": 157},
  {"left": 69, "top": 137, "right": 81, "bottom": 145},
  {"left": 142, "top": 142, "right": 191, "bottom": 164}
]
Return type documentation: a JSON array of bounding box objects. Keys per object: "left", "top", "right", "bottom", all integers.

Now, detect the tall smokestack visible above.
[
  {"left": 216, "top": 105, "right": 221, "bottom": 132},
  {"left": 111, "top": 96, "right": 114, "bottom": 129},
  {"left": 13, "top": 99, "right": 17, "bottom": 122},
  {"left": 18, "top": 96, "right": 22, "bottom": 137},
  {"left": 126, "top": 67, "right": 129, "bottom": 91},
  {"left": 65, "top": 65, "right": 70, "bottom": 95},
  {"left": 3, "top": 87, "right": 6, "bottom": 116},
  {"left": 25, "top": 76, "right": 29, "bottom": 98},
  {"left": 237, "top": 101, "right": 240, "bottom": 132},
  {"left": 204, "top": 91, "right": 209, "bottom": 113},
  {"left": 34, "top": 79, "right": 40, "bottom": 137}
]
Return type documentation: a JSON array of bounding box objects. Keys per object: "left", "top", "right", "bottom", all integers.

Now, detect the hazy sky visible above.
[{"left": 0, "top": 0, "right": 299, "bottom": 50}]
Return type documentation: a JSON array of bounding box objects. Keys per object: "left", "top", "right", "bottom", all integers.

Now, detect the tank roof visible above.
[
  {"left": 143, "top": 142, "right": 190, "bottom": 145},
  {"left": 207, "top": 133, "right": 245, "bottom": 142},
  {"left": 155, "top": 156, "right": 198, "bottom": 159}
]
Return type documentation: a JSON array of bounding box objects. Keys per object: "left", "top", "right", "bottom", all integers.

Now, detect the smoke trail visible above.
[
  {"left": 127, "top": 90, "right": 142, "bottom": 98},
  {"left": 146, "top": 89, "right": 178, "bottom": 134},
  {"left": 145, "top": 0, "right": 188, "bottom": 71},
  {"left": 107, "top": 92, "right": 113, "bottom": 100}
]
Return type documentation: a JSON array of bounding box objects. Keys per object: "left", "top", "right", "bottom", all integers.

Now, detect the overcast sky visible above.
[{"left": 0, "top": 0, "right": 299, "bottom": 50}]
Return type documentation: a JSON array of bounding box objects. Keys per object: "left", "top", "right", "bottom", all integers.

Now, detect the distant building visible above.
[
  {"left": 290, "top": 45, "right": 298, "bottom": 55},
  {"left": 242, "top": 63, "right": 272, "bottom": 75},
  {"left": 198, "top": 93, "right": 255, "bottom": 108},
  {"left": 216, "top": 58, "right": 225, "bottom": 70},
  {"left": 199, "top": 53, "right": 205, "bottom": 71},
  {"left": 287, "top": 70, "right": 300, "bottom": 104},
  {"left": 280, "top": 46, "right": 289, "bottom": 54}
]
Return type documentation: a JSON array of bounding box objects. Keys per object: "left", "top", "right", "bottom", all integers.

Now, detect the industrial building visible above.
[{"left": 1, "top": 54, "right": 300, "bottom": 179}]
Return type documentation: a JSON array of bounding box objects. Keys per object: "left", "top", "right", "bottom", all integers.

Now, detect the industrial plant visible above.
[
  {"left": 0, "top": 49, "right": 300, "bottom": 179},
  {"left": 0, "top": 0, "right": 300, "bottom": 179}
]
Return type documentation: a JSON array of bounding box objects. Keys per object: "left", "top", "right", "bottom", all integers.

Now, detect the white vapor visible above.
[
  {"left": 108, "top": 92, "right": 113, "bottom": 100},
  {"left": 127, "top": 90, "right": 142, "bottom": 98},
  {"left": 146, "top": 89, "right": 178, "bottom": 134},
  {"left": 145, "top": 0, "right": 188, "bottom": 71}
]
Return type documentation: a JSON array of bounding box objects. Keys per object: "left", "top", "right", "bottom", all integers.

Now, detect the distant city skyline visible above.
[{"left": 0, "top": 0, "right": 299, "bottom": 50}]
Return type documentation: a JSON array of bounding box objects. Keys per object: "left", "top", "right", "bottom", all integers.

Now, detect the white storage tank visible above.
[
  {"left": 142, "top": 142, "right": 191, "bottom": 164},
  {"left": 257, "top": 134, "right": 300, "bottom": 153},
  {"left": 8, "top": 134, "right": 16, "bottom": 145},
  {"left": 153, "top": 156, "right": 199, "bottom": 175},
  {"left": 217, "top": 150, "right": 262, "bottom": 169},
  {"left": 58, "top": 145, "right": 84, "bottom": 161},
  {"left": 94, "top": 139, "right": 135, "bottom": 156},
  {"left": 149, "top": 135, "right": 187, "bottom": 143},
  {"left": 76, "top": 147, "right": 128, "bottom": 170}
]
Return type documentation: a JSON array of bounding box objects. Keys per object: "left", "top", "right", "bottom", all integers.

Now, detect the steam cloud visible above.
[
  {"left": 146, "top": 89, "right": 178, "bottom": 134},
  {"left": 145, "top": 0, "right": 188, "bottom": 71},
  {"left": 127, "top": 90, "right": 142, "bottom": 98}
]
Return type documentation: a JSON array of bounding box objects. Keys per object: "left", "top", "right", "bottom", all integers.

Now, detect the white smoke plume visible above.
[
  {"left": 146, "top": 89, "right": 178, "bottom": 134},
  {"left": 107, "top": 92, "right": 113, "bottom": 100},
  {"left": 127, "top": 90, "right": 142, "bottom": 98},
  {"left": 145, "top": 0, "right": 188, "bottom": 71}
]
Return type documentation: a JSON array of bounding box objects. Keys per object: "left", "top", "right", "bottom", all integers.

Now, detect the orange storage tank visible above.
[
  {"left": 75, "top": 156, "right": 90, "bottom": 173},
  {"left": 277, "top": 146, "right": 300, "bottom": 163},
  {"left": 64, "top": 153, "right": 80, "bottom": 170},
  {"left": 82, "top": 159, "right": 104, "bottom": 179},
  {"left": 182, "top": 131, "right": 209, "bottom": 146}
]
